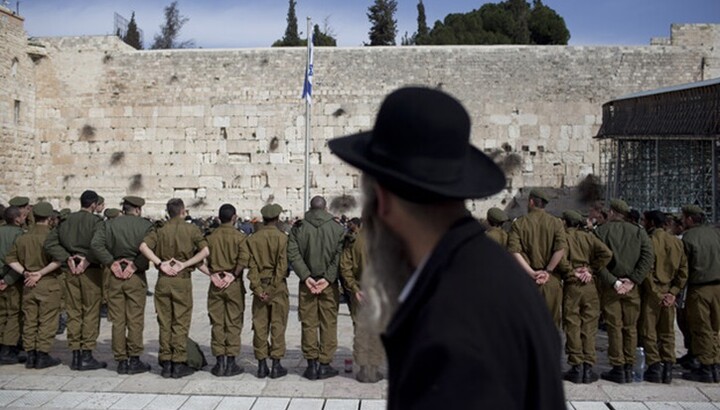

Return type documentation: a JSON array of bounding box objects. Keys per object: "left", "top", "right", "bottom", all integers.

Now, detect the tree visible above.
[
  {"left": 273, "top": 0, "right": 302, "bottom": 47},
  {"left": 151, "top": 1, "right": 194, "bottom": 49},
  {"left": 528, "top": 0, "right": 570, "bottom": 45},
  {"left": 367, "top": 0, "right": 398, "bottom": 46},
  {"left": 506, "top": 0, "right": 530, "bottom": 44},
  {"left": 122, "top": 12, "right": 143, "bottom": 50},
  {"left": 313, "top": 23, "right": 337, "bottom": 46},
  {"left": 415, "top": 0, "right": 430, "bottom": 44}
]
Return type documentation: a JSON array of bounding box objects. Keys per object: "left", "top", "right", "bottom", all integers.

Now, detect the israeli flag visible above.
[{"left": 302, "top": 32, "right": 314, "bottom": 104}]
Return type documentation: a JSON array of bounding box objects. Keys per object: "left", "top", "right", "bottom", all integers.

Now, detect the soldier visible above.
[
  {"left": 595, "top": 199, "right": 654, "bottom": 384},
  {"left": 246, "top": 204, "right": 290, "bottom": 379},
  {"left": 139, "top": 198, "right": 209, "bottom": 379},
  {"left": 99, "top": 207, "right": 120, "bottom": 320},
  {"left": 5, "top": 202, "right": 62, "bottom": 369},
  {"left": 508, "top": 188, "right": 567, "bottom": 327},
  {"left": 199, "top": 204, "right": 248, "bottom": 378},
  {"left": 679, "top": 205, "right": 720, "bottom": 383},
  {"left": 559, "top": 210, "right": 612, "bottom": 384},
  {"left": 95, "top": 196, "right": 106, "bottom": 216},
  {"left": 640, "top": 210, "right": 688, "bottom": 384},
  {"left": 9, "top": 197, "right": 33, "bottom": 227},
  {"left": 44, "top": 190, "right": 106, "bottom": 371},
  {"left": 90, "top": 196, "right": 153, "bottom": 375},
  {"left": 0, "top": 206, "right": 26, "bottom": 364},
  {"left": 288, "top": 196, "right": 345, "bottom": 380},
  {"left": 485, "top": 207, "right": 509, "bottom": 248}
]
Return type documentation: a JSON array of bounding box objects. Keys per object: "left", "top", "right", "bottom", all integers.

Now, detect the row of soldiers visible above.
[
  {"left": 0, "top": 191, "right": 380, "bottom": 382},
  {"left": 485, "top": 189, "right": 720, "bottom": 385}
]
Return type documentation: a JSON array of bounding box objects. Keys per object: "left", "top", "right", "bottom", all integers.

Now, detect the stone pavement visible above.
[{"left": 0, "top": 270, "right": 720, "bottom": 409}]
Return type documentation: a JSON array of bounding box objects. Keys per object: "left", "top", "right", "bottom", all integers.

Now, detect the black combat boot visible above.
[
  {"left": 562, "top": 365, "right": 583, "bottom": 384},
  {"left": 644, "top": 362, "right": 663, "bottom": 383},
  {"left": 679, "top": 353, "right": 700, "bottom": 370},
  {"left": 224, "top": 356, "right": 243, "bottom": 377},
  {"left": 302, "top": 359, "right": 318, "bottom": 380},
  {"left": 211, "top": 355, "right": 226, "bottom": 377},
  {"left": 35, "top": 351, "right": 61, "bottom": 369},
  {"left": 269, "top": 358, "right": 287, "bottom": 379},
  {"left": 70, "top": 350, "right": 81, "bottom": 370},
  {"left": 78, "top": 350, "right": 107, "bottom": 370},
  {"left": 116, "top": 359, "right": 129, "bottom": 375},
  {"left": 624, "top": 363, "right": 633, "bottom": 382},
  {"left": 0, "top": 345, "right": 19, "bottom": 365},
  {"left": 25, "top": 350, "right": 36, "bottom": 369},
  {"left": 56, "top": 312, "right": 67, "bottom": 335},
  {"left": 682, "top": 364, "right": 715, "bottom": 383},
  {"left": 160, "top": 360, "right": 172, "bottom": 378},
  {"left": 601, "top": 365, "right": 626, "bottom": 384},
  {"left": 318, "top": 362, "right": 339, "bottom": 379},
  {"left": 582, "top": 363, "right": 599, "bottom": 383},
  {"left": 171, "top": 362, "right": 195, "bottom": 379},
  {"left": 713, "top": 364, "right": 720, "bottom": 383},
  {"left": 257, "top": 358, "right": 270, "bottom": 378},
  {"left": 662, "top": 362, "right": 673, "bottom": 384},
  {"left": 127, "top": 356, "right": 150, "bottom": 375}
]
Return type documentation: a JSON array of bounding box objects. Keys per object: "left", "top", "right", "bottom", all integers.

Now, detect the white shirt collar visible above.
[{"left": 398, "top": 255, "right": 430, "bottom": 304}]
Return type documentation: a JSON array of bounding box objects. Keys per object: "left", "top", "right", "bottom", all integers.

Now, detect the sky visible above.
[{"left": 9, "top": 0, "right": 720, "bottom": 48}]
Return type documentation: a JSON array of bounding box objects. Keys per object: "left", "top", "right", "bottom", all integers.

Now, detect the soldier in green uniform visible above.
[
  {"left": 99, "top": 207, "right": 121, "bottom": 320},
  {"left": 508, "top": 188, "right": 567, "bottom": 328},
  {"left": 199, "top": 203, "right": 248, "bottom": 378},
  {"left": 44, "top": 190, "right": 106, "bottom": 371},
  {"left": 640, "top": 210, "right": 688, "bottom": 384},
  {"left": 91, "top": 196, "right": 153, "bottom": 375},
  {"left": 679, "top": 205, "right": 720, "bottom": 383},
  {"left": 5, "top": 202, "right": 62, "bottom": 369},
  {"left": 246, "top": 204, "right": 290, "bottom": 379},
  {"left": 0, "top": 206, "right": 27, "bottom": 364},
  {"left": 288, "top": 196, "right": 345, "bottom": 380},
  {"left": 485, "top": 207, "right": 509, "bottom": 248},
  {"left": 595, "top": 199, "right": 654, "bottom": 384},
  {"left": 9, "top": 197, "right": 33, "bottom": 228},
  {"left": 139, "top": 198, "right": 209, "bottom": 379},
  {"left": 558, "top": 210, "right": 612, "bottom": 384}
]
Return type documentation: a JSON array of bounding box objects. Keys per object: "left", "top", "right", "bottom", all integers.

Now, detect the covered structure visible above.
[{"left": 596, "top": 78, "right": 720, "bottom": 222}]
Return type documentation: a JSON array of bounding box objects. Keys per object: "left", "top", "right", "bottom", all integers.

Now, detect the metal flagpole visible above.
[{"left": 303, "top": 17, "right": 312, "bottom": 212}]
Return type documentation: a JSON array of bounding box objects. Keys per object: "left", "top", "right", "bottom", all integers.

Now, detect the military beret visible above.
[
  {"left": 33, "top": 202, "right": 53, "bottom": 218},
  {"left": 104, "top": 208, "right": 121, "bottom": 219},
  {"left": 261, "top": 204, "right": 283, "bottom": 219},
  {"left": 9, "top": 196, "right": 29, "bottom": 207},
  {"left": 562, "top": 210, "right": 585, "bottom": 226},
  {"left": 487, "top": 207, "right": 509, "bottom": 224},
  {"left": 123, "top": 196, "right": 145, "bottom": 207},
  {"left": 59, "top": 208, "right": 71, "bottom": 217},
  {"left": 610, "top": 199, "right": 630, "bottom": 215},
  {"left": 682, "top": 204, "right": 705, "bottom": 217},
  {"left": 529, "top": 188, "right": 549, "bottom": 203}
]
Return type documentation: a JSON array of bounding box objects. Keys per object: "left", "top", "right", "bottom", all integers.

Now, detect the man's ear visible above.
[{"left": 374, "top": 183, "right": 393, "bottom": 221}]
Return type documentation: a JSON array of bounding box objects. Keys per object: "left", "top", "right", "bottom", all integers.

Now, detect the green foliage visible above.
[
  {"left": 313, "top": 24, "right": 337, "bottom": 46},
  {"left": 420, "top": 0, "right": 569, "bottom": 45},
  {"left": 123, "top": 12, "right": 143, "bottom": 50},
  {"left": 367, "top": 0, "right": 398, "bottom": 46},
  {"left": 151, "top": 1, "right": 194, "bottom": 49},
  {"left": 273, "top": 0, "right": 302, "bottom": 47}
]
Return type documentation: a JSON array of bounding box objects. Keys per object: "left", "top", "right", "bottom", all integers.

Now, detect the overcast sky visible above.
[{"left": 12, "top": 0, "right": 720, "bottom": 48}]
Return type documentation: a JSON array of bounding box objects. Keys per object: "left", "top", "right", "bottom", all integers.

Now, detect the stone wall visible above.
[{"left": 4, "top": 18, "right": 720, "bottom": 219}]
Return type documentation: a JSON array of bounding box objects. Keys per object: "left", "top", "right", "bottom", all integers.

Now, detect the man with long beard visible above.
[{"left": 328, "top": 87, "right": 565, "bottom": 409}]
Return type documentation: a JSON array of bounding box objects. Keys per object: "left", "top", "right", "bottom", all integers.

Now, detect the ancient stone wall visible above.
[{"left": 4, "top": 18, "right": 719, "bottom": 219}]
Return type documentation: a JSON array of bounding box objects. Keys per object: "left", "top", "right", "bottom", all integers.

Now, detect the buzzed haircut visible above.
[
  {"left": 643, "top": 210, "right": 666, "bottom": 228},
  {"left": 166, "top": 198, "right": 185, "bottom": 218},
  {"left": 218, "top": 204, "right": 237, "bottom": 223},
  {"left": 80, "top": 190, "right": 99, "bottom": 208},
  {"left": 310, "top": 196, "right": 326, "bottom": 210},
  {"left": 3, "top": 206, "right": 21, "bottom": 225}
]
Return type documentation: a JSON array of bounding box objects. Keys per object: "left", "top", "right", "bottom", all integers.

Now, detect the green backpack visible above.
[{"left": 186, "top": 337, "right": 207, "bottom": 370}]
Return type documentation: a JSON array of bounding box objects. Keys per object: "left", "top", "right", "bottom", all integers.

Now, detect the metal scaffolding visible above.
[{"left": 596, "top": 78, "right": 720, "bottom": 222}]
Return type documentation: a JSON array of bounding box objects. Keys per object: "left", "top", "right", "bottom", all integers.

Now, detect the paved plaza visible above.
[{"left": 0, "top": 270, "right": 720, "bottom": 409}]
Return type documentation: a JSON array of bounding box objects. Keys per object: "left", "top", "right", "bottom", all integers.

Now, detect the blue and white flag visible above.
[{"left": 302, "top": 32, "right": 314, "bottom": 104}]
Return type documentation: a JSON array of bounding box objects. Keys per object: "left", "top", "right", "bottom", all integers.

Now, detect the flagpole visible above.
[{"left": 303, "top": 17, "right": 312, "bottom": 212}]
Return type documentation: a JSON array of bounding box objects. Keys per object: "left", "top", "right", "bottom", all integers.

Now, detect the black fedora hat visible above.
[{"left": 328, "top": 87, "right": 505, "bottom": 202}]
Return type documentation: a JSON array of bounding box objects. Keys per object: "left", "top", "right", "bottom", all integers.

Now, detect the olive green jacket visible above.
[
  {"left": 508, "top": 208, "right": 567, "bottom": 270},
  {"left": 558, "top": 227, "right": 612, "bottom": 282},
  {"left": 142, "top": 217, "right": 208, "bottom": 276},
  {"left": 246, "top": 224, "right": 288, "bottom": 298},
  {"left": 44, "top": 210, "right": 103, "bottom": 265},
  {"left": 205, "top": 223, "right": 249, "bottom": 274},
  {"left": 6, "top": 224, "right": 55, "bottom": 274},
  {"left": 91, "top": 214, "right": 153, "bottom": 270},
  {"left": 0, "top": 225, "right": 25, "bottom": 285},
  {"left": 288, "top": 209, "right": 345, "bottom": 283},
  {"left": 682, "top": 224, "right": 720, "bottom": 285},
  {"left": 486, "top": 227, "right": 508, "bottom": 249},
  {"left": 340, "top": 230, "right": 365, "bottom": 295},
  {"left": 643, "top": 228, "right": 688, "bottom": 297},
  {"left": 594, "top": 219, "right": 654, "bottom": 286}
]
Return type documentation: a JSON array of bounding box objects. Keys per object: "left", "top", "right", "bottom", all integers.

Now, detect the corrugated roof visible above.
[{"left": 611, "top": 77, "right": 720, "bottom": 102}]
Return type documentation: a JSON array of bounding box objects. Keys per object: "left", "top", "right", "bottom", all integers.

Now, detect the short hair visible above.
[
  {"left": 166, "top": 198, "right": 185, "bottom": 218},
  {"left": 218, "top": 204, "right": 236, "bottom": 223},
  {"left": 122, "top": 202, "right": 139, "bottom": 214},
  {"left": 628, "top": 209, "right": 640, "bottom": 224},
  {"left": 310, "top": 196, "right": 326, "bottom": 210},
  {"left": 684, "top": 211, "right": 705, "bottom": 225},
  {"left": 643, "top": 210, "right": 666, "bottom": 228},
  {"left": 80, "top": 190, "right": 99, "bottom": 208},
  {"left": 529, "top": 195, "right": 547, "bottom": 209},
  {"left": 3, "top": 206, "right": 21, "bottom": 225}
]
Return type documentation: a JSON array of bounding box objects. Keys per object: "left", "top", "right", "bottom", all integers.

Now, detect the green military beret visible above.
[
  {"left": 529, "top": 188, "right": 549, "bottom": 203},
  {"left": 104, "top": 208, "right": 121, "bottom": 219},
  {"left": 261, "top": 203, "right": 283, "bottom": 219},
  {"left": 682, "top": 204, "right": 705, "bottom": 217},
  {"left": 59, "top": 208, "right": 71, "bottom": 217},
  {"left": 562, "top": 210, "right": 584, "bottom": 226},
  {"left": 610, "top": 198, "right": 630, "bottom": 215},
  {"left": 33, "top": 202, "right": 53, "bottom": 218},
  {"left": 487, "top": 207, "right": 509, "bottom": 224},
  {"left": 8, "top": 196, "right": 29, "bottom": 207},
  {"left": 123, "top": 196, "right": 145, "bottom": 207}
]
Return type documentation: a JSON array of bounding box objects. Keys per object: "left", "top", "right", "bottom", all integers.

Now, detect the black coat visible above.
[{"left": 382, "top": 217, "right": 565, "bottom": 409}]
